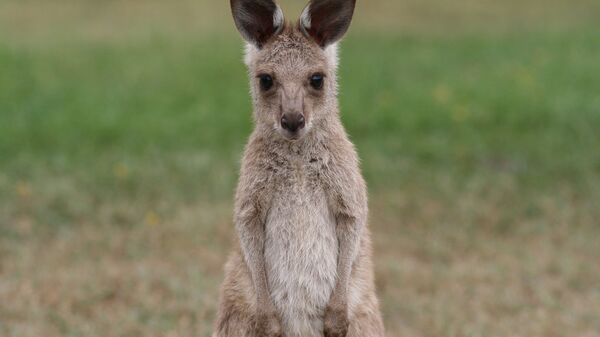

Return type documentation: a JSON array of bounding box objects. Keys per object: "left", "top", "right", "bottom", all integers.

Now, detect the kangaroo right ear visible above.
[{"left": 230, "top": 0, "right": 284, "bottom": 48}]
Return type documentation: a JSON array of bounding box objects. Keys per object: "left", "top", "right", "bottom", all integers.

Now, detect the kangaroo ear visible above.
[
  {"left": 230, "top": 0, "right": 284, "bottom": 48},
  {"left": 299, "top": 0, "right": 356, "bottom": 48}
]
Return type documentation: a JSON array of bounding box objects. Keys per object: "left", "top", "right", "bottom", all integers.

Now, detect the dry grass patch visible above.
[
  {"left": 1, "top": 201, "right": 232, "bottom": 337},
  {"left": 372, "top": 185, "right": 600, "bottom": 337},
  {"left": 2, "top": 0, "right": 599, "bottom": 45},
  {"left": 2, "top": 182, "right": 599, "bottom": 336}
]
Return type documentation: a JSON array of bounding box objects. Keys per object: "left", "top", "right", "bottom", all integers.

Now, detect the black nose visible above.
[{"left": 281, "top": 114, "right": 305, "bottom": 133}]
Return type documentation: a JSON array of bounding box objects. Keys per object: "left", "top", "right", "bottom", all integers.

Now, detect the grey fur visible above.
[{"left": 214, "top": 3, "right": 385, "bottom": 336}]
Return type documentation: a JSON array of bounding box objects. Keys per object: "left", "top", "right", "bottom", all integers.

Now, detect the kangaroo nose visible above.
[{"left": 281, "top": 114, "right": 305, "bottom": 133}]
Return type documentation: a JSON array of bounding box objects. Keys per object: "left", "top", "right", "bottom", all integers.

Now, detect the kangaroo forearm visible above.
[
  {"left": 331, "top": 213, "right": 364, "bottom": 305},
  {"left": 236, "top": 211, "right": 273, "bottom": 311}
]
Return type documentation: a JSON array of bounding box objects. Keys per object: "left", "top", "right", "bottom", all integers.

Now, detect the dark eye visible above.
[
  {"left": 259, "top": 74, "right": 274, "bottom": 91},
  {"left": 310, "top": 73, "right": 324, "bottom": 90}
]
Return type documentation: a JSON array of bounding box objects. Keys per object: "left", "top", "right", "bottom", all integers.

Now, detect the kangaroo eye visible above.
[
  {"left": 259, "top": 74, "right": 274, "bottom": 91},
  {"left": 310, "top": 73, "right": 324, "bottom": 90}
]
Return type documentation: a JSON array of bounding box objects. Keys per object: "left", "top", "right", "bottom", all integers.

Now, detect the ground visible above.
[{"left": 1, "top": 0, "right": 600, "bottom": 336}]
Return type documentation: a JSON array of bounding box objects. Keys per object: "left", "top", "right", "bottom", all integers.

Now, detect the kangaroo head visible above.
[{"left": 231, "top": 0, "right": 356, "bottom": 141}]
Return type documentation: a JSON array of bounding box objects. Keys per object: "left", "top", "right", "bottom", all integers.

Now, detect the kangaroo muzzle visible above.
[
  {"left": 280, "top": 86, "right": 306, "bottom": 135},
  {"left": 281, "top": 113, "right": 305, "bottom": 133}
]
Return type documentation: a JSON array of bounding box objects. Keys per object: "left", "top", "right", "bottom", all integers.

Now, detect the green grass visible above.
[
  {"left": 2, "top": 32, "right": 599, "bottom": 202},
  {"left": 1, "top": 0, "right": 600, "bottom": 336}
]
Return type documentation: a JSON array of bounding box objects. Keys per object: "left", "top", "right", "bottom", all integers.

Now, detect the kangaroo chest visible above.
[{"left": 264, "top": 158, "right": 338, "bottom": 337}]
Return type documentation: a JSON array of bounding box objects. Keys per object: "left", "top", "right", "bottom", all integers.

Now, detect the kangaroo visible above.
[{"left": 213, "top": 1, "right": 384, "bottom": 336}]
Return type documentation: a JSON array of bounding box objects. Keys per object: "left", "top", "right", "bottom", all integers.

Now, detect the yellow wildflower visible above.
[
  {"left": 113, "top": 163, "right": 129, "bottom": 179},
  {"left": 144, "top": 211, "right": 160, "bottom": 226},
  {"left": 16, "top": 181, "right": 32, "bottom": 199},
  {"left": 432, "top": 84, "right": 451, "bottom": 104},
  {"left": 452, "top": 105, "right": 470, "bottom": 122}
]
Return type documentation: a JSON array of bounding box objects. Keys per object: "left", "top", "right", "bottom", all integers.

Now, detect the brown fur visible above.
[{"left": 214, "top": 1, "right": 384, "bottom": 336}]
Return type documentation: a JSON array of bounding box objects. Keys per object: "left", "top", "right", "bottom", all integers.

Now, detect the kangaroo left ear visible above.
[
  {"left": 231, "top": 0, "right": 285, "bottom": 48},
  {"left": 299, "top": 0, "right": 356, "bottom": 48}
]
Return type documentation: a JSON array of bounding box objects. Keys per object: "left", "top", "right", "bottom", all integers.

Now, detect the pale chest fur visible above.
[{"left": 264, "top": 154, "right": 338, "bottom": 337}]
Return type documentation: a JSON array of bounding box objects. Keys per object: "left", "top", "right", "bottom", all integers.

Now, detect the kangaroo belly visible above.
[{"left": 264, "top": 188, "right": 338, "bottom": 337}]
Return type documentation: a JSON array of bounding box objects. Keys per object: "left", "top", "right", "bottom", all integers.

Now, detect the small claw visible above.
[
  {"left": 253, "top": 311, "right": 282, "bottom": 337},
  {"left": 323, "top": 305, "right": 349, "bottom": 337}
]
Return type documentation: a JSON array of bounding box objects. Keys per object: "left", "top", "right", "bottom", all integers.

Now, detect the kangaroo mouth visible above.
[{"left": 280, "top": 128, "right": 305, "bottom": 141}]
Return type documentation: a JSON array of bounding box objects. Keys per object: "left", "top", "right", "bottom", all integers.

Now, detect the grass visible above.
[{"left": 1, "top": 0, "right": 600, "bottom": 336}]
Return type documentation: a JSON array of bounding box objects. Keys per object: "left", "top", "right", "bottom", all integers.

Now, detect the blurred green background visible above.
[{"left": 1, "top": 0, "right": 600, "bottom": 336}]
